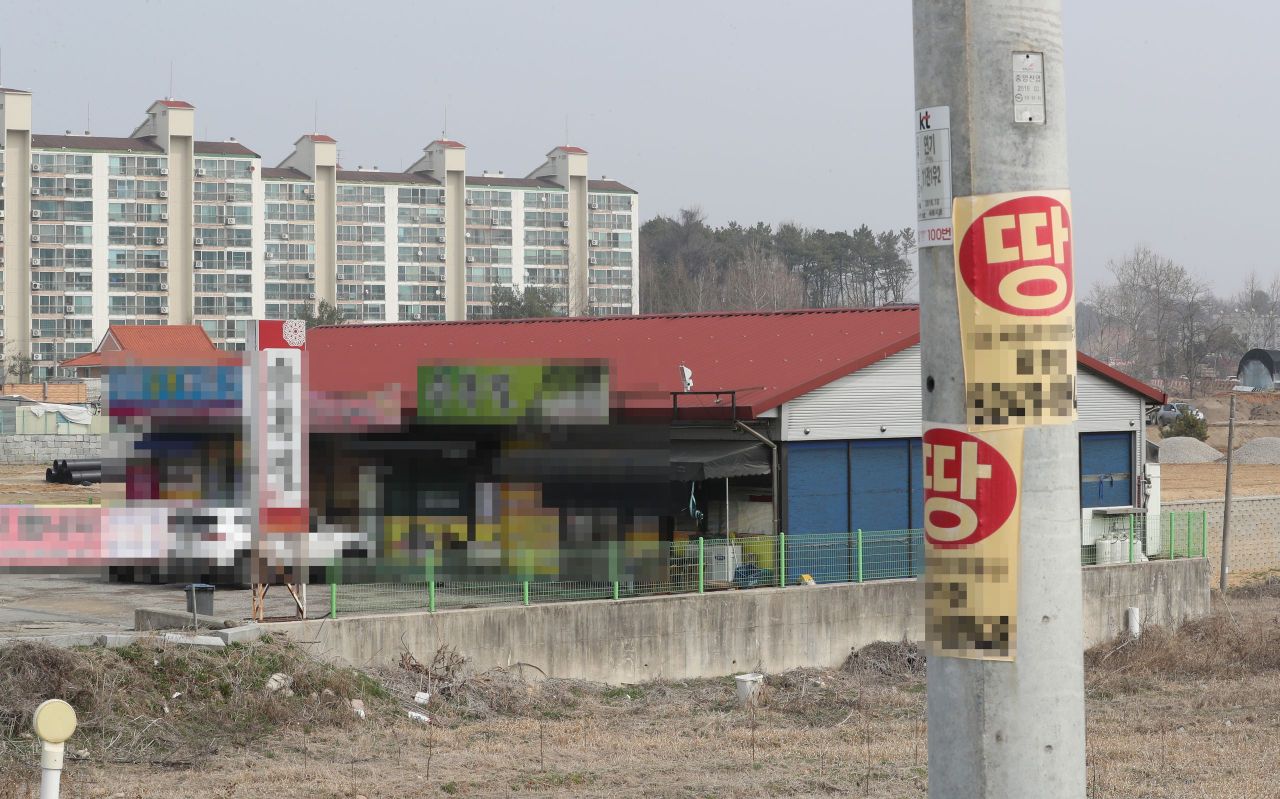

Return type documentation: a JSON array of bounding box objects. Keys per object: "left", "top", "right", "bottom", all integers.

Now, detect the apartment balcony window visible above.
[
  {"left": 266, "top": 202, "right": 316, "bottom": 221},
  {"left": 525, "top": 230, "right": 568, "bottom": 247},
  {"left": 109, "top": 179, "right": 167, "bottom": 200},
  {"left": 397, "top": 226, "right": 446, "bottom": 244},
  {"left": 337, "top": 206, "right": 386, "bottom": 224},
  {"left": 398, "top": 284, "right": 446, "bottom": 302},
  {"left": 466, "top": 209, "right": 512, "bottom": 227},
  {"left": 265, "top": 243, "right": 317, "bottom": 263},
  {"left": 524, "top": 211, "right": 568, "bottom": 228},
  {"left": 399, "top": 304, "right": 446, "bottom": 321},
  {"left": 337, "top": 245, "right": 385, "bottom": 264},
  {"left": 467, "top": 228, "right": 512, "bottom": 246},
  {"left": 397, "top": 246, "right": 445, "bottom": 263},
  {"left": 265, "top": 263, "right": 316, "bottom": 281},
  {"left": 108, "top": 202, "right": 168, "bottom": 223},
  {"left": 337, "top": 264, "right": 385, "bottom": 283},
  {"left": 397, "top": 206, "right": 445, "bottom": 225},
  {"left": 108, "top": 272, "right": 166, "bottom": 292},
  {"left": 265, "top": 302, "right": 314, "bottom": 321},
  {"left": 588, "top": 193, "right": 633, "bottom": 212},
  {"left": 463, "top": 247, "right": 512, "bottom": 265},
  {"left": 194, "top": 183, "right": 251, "bottom": 203},
  {"left": 524, "top": 191, "right": 569, "bottom": 209},
  {"left": 32, "top": 177, "right": 92, "bottom": 198},
  {"left": 398, "top": 187, "right": 445, "bottom": 205},
  {"left": 195, "top": 251, "right": 253, "bottom": 271},
  {"left": 33, "top": 224, "right": 92, "bottom": 245},
  {"left": 337, "top": 303, "right": 385, "bottom": 322},
  {"left": 589, "top": 250, "right": 633, "bottom": 267},
  {"left": 108, "top": 156, "right": 167, "bottom": 177},
  {"left": 336, "top": 185, "right": 385, "bottom": 204},
  {"left": 590, "top": 212, "right": 633, "bottom": 230},
  {"left": 526, "top": 267, "right": 569, "bottom": 285},
  {"left": 266, "top": 183, "right": 316, "bottom": 202},
  {"left": 265, "top": 283, "right": 316, "bottom": 301},
  {"left": 465, "top": 266, "right": 512, "bottom": 284},
  {"left": 35, "top": 153, "right": 93, "bottom": 175},
  {"left": 195, "top": 158, "right": 253, "bottom": 180},
  {"left": 524, "top": 248, "right": 569, "bottom": 266},
  {"left": 34, "top": 248, "right": 92, "bottom": 269},
  {"left": 31, "top": 200, "right": 93, "bottom": 222},
  {"left": 337, "top": 224, "right": 385, "bottom": 242},
  {"left": 33, "top": 271, "right": 92, "bottom": 292},
  {"left": 397, "top": 265, "right": 445, "bottom": 283},
  {"left": 109, "top": 296, "right": 168, "bottom": 316},
  {"left": 196, "top": 273, "right": 253, "bottom": 293},
  {"left": 590, "top": 268, "right": 634, "bottom": 286},
  {"left": 266, "top": 223, "right": 315, "bottom": 241}
]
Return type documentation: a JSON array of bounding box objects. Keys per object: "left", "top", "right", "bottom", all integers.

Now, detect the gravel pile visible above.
[
  {"left": 1159, "top": 437, "right": 1223, "bottom": 464},
  {"left": 1229, "top": 437, "right": 1280, "bottom": 465}
]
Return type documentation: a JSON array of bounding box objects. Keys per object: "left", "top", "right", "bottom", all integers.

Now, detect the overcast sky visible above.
[{"left": 3, "top": 1, "right": 1273, "bottom": 295}]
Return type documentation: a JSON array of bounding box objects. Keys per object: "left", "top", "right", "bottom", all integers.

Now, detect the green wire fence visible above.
[{"left": 328, "top": 516, "right": 1205, "bottom": 618}]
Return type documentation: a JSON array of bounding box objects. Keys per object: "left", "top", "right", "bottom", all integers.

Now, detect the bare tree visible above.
[{"left": 723, "top": 245, "right": 805, "bottom": 311}]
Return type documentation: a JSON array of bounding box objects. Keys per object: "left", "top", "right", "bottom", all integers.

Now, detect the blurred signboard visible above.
[{"left": 417, "top": 361, "right": 609, "bottom": 425}]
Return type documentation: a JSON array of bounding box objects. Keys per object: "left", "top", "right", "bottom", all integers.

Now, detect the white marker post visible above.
[{"left": 32, "top": 699, "right": 77, "bottom": 799}]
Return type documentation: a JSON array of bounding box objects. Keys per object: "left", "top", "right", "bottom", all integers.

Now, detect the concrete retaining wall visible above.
[
  {"left": 0, "top": 434, "right": 101, "bottom": 464},
  {"left": 1164, "top": 496, "right": 1280, "bottom": 579},
  {"left": 273, "top": 559, "right": 1210, "bottom": 684}
]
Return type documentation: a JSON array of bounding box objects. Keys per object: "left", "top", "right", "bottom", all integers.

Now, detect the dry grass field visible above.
[{"left": 2, "top": 582, "right": 1280, "bottom": 799}]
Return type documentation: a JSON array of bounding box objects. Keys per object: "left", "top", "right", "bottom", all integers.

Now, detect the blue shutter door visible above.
[
  {"left": 1079, "top": 432, "right": 1134, "bottom": 508},
  {"left": 785, "top": 441, "right": 850, "bottom": 584},
  {"left": 851, "top": 440, "right": 914, "bottom": 579}
]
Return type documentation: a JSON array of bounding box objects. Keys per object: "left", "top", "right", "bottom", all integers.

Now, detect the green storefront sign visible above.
[{"left": 417, "top": 362, "right": 609, "bottom": 424}]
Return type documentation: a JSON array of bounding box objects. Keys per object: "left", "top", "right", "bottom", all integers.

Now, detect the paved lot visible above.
[{"left": 0, "top": 572, "right": 330, "bottom": 638}]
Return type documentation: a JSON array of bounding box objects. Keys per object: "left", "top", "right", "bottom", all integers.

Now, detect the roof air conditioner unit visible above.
[
  {"left": 159, "top": 167, "right": 169, "bottom": 175},
  {"left": 589, "top": 202, "right": 599, "bottom": 210},
  {"left": 30, "top": 234, "right": 40, "bottom": 243},
  {"left": 30, "top": 258, "right": 40, "bottom": 267},
  {"left": 160, "top": 306, "right": 169, "bottom": 314},
  {"left": 308, "top": 292, "right": 316, "bottom": 300},
  {"left": 281, "top": 233, "right": 290, "bottom": 240},
  {"left": 31, "top": 281, "right": 41, "bottom": 291},
  {"left": 31, "top": 328, "right": 41, "bottom": 337},
  {"left": 160, "top": 212, "right": 169, "bottom": 221},
  {"left": 31, "top": 187, "right": 40, "bottom": 196},
  {"left": 160, "top": 282, "right": 168, "bottom": 290},
  {"left": 560, "top": 220, "right": 570, "bottom": 227},
  {"left": 194, "top": 237, "right": 204, "bottom": 246},
  {"left": 65, "top": 305, "right": 75, "bottom": 315},
  {"left": 30, "top": 209, "right": 41, "bottom": 219},
  {"left": 436, "top": 235, "right": 446, "bottom": 243},
  {"left": 466, "top": 256, "right": 475, "bottom": 263},
  {"left": 159, "top": 190, "right": 169, "bottom": 198},
  {"left": 196, "top": 168, "right": 207, "bottom": 177},
  {"left": 32, "top": 353, "right": 43, "bottom": 361},
  {"left": 155, "top": 236, "right": 166, "bottom": 245},
  {"left": 31, "top": 163, "right": 41, "bottom": 172}
]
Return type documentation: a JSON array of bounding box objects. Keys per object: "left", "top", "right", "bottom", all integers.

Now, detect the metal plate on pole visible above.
[
  {"left": 1013, "top": 52, "right": 1046, "bottom": 124},
  {"left": 916, "top": 106, "right": 953, "bottom": 248}
]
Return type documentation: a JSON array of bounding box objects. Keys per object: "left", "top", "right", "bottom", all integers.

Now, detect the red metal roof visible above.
[
  {"left": 588, "top": 179, "right": 636, "bottom": 193},
  {"left": 433, "top": 139, "right": 466, "bottom": 149},
  {"left": 158, "top": 99, "right": 194, "bottom": 109},
  {"left": 307, "top": 307, "right": 921, "bottom": 419},
  {"left": 194, "top": 140, "right": 259, "bottom": 157},
  {"left": 307, "top": 133, "right": 337, "bottom": 143},
  {"left": 61, "top": 325, "right": 240, "bottom": 370},
  {"left": 307, "top": 306, "right": 1167, "bottom": 419},
  {"left": 336, "top": 169, "right": 439, "bottom": 184},
  {"left": 1078, "top": 353, "right": 1166, "bottom": 404},
  {"left": 555, "top": 145, "right": 588, "bottom": 155}
]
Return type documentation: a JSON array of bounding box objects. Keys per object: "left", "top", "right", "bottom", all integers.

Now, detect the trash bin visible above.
[{"left": 185, "top": 583, "right": 215, "bottom": 617}]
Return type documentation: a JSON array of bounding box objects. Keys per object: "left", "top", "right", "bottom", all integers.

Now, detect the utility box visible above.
[
  {"left": 703, "top": 542, "right": 741, "bottom": 583},
  {"left": 184, "top": 583, "right": 215, "bottom": 617}
]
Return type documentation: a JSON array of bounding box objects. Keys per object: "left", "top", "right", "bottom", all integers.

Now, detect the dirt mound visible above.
[
  {"left": 0, "top": 636, "right": 386, "bottom": 766},
  {"left": 1249, "top": 403, "right": 1280, "bottom": 421},
  {"left": 1158, "top": 436, "right": 1222, "bottom": 464},
  {"left": 1229, "top": 436, "right": 1280, "bottom": 464},
  {"left": 842, "top": 639, "right": 925, "bottom": 680}
]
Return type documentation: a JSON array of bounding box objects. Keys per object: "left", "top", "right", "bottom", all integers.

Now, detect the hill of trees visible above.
[{"left": 639, "top": 209, "right": 916, "bottom": 314}]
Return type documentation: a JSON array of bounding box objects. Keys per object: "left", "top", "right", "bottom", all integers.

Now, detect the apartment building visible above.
[{"left": 0, "top": 89, "right": 638, "bottom": 374}]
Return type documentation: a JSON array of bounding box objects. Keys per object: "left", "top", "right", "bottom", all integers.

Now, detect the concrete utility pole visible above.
[
  {"left": 913, "top": 2, "right": 1086, "bottom": 797},
  {"left": 1221, "top": 394, "right": 1236, "bottom": 592}
]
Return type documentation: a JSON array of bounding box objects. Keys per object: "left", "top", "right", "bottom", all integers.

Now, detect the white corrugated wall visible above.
[{"left": 782, "top": 345, "right": 1148, "bottom": 444}]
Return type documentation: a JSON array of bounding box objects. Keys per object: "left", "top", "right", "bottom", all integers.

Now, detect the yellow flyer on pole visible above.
[
  {"left": 923, "top": 423, "right": 1024, "bottom": 661},
  {"left": 952, "top": 189, "right": 1077, "bottom": 430}
]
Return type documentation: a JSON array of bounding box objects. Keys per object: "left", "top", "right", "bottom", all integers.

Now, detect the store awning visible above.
[{"left": 670, "top": 440, "right": 771, "bottom": 482}]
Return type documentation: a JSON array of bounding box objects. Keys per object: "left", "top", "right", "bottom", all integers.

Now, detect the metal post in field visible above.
[
  {"left": 778, "top": 532, "right": 786, "bottom": 587},
  {"left": 1221, "top": 395, "right": 1236, "bottom": 591},
  {"left": 856, "top": 529, "right": 864, "bottom": 583},
  {"left": 697, "top": 537, "right": 705, "bottom": 593},
  {"left": 914, "top": 1, "right": 1085, "bottom": 796}
]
